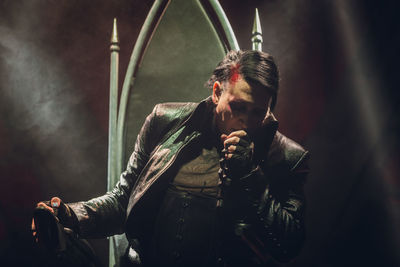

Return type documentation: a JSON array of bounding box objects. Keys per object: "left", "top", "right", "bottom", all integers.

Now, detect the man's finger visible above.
[
  {"left": 36, "top": 202, "right": 54, "bottom": 213},
  {"left": 31, "top": 218, "right": 36, "bottom": 231},
  {"left": 224, "top": 136, "right": 240, "bottom": 148},
  {"left": 31, "top": 218, "right": 38, "bottom": 241},
  {"left": 227, "top": 145, "right": 236, "bottom": 153},
  {"left": 220, "top": 134, "right": 228, "bottom": 143},
  {"left": 226, "top": 130, "right": 247, "bottom": 139},
  {"left": 50, "top": 197, "right": 61, "bottom": 208}
]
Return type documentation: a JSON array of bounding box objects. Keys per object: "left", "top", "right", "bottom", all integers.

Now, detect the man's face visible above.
[{"left": 212, "top": 75, "right": 271, "bottom": 136}]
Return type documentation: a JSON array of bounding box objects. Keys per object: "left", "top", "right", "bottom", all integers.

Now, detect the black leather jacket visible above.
[{"left": 68, "top": 97, "right": 309, "bottom": 264}]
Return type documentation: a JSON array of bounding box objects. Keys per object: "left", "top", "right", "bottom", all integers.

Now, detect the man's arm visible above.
[{"left": 66, "top": 105, "right": 160, "bottom": 239}]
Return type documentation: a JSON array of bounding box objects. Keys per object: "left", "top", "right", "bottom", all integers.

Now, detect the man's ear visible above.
[
  {"left": 266, "top": 97, "right": 272, "bottom": 117},
  {"left": 212, "top": 81, "right": 222, "bottom": 104}
]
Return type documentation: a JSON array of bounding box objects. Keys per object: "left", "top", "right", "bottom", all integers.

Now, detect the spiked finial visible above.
[
  {"left": 110, "top": 18, "right": 120, "bottom": 51},
  {"left": 251, "top": 8, "right": 263, "bottom": 51}
]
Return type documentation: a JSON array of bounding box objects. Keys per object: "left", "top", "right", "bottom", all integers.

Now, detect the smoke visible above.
[
  {"left": 1, "top": 29, "right": 72, "bottom": 133},
  {"left": 0, "top": 2, "right": 107, "bottom": 200}
]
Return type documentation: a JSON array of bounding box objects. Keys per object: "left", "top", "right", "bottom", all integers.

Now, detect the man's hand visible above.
[
  {"left": 221, "top": 130, "right": 255, "bottom": 179},
  {"left": 32, "top": 197, "right": 76, "bottom": 243}
]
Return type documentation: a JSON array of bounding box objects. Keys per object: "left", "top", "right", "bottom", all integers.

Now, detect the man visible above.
[{"left": 33, "top": 50, "right": 309, "bottom": 266}]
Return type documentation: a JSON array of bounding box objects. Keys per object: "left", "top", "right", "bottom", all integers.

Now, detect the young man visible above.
[{"left": 33, "top": 50, "right": 309, "bottom": 266}]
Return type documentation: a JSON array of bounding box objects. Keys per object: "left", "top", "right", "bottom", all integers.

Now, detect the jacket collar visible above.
[{"left": 253, "top": 112, "right": 279, "bottom": 164}]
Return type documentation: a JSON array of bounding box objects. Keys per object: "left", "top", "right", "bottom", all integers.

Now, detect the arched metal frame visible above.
[{"left": 115, "top": 0, "right": 239, "bottom": 181}]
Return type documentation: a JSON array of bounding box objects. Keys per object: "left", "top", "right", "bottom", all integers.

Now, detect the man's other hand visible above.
[
  {"left": 221, "top": 130, "right": 255, "bottom": 179},
  {"left": 32, "top": 197, "right": 75, "bottom": 242}
]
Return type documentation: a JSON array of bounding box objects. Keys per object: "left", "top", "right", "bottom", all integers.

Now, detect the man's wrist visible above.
[{"left": 64, "top": 204, "right": 80, "bottom": 235}]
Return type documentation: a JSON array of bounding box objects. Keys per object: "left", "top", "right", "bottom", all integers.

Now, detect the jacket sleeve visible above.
[
  {"left": 231, "top": 150, "right": 309, "bottom": 263},
  {"left": 67, "top": 105, "right": 160, "bottom": 239}
]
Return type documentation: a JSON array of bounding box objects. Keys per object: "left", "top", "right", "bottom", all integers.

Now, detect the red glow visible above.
[{"left": 230, "top": 64, "right": 240, "bottom": 83}]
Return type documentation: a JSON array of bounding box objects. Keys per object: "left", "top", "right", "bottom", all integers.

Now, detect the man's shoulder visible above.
[
  {"left": 267, "top": 131, "right": 309, "bottom": 171},
  {"left": 151, "top": 97, "right": 212, "bottom": 128},
  {"left": 146, "top": 101, "right": 200, "bottom": 137},
  {"left": 153, "top": 101, "right": 198, "bottom": 118}
]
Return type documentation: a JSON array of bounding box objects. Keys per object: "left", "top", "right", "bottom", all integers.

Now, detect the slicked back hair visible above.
[{"left": 206, "top": 50, "right": 279, "bottom": 110}]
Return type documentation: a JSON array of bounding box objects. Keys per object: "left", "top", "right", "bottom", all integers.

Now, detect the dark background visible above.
[{"left": 0, "top": 0, "right": 399, "bottom": 266}]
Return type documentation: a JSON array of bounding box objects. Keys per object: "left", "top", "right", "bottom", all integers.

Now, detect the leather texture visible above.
[{"left": 68, "top": 96, "right": 309, "bottom": 264}]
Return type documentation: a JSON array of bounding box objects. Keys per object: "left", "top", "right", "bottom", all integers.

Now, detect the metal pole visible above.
[
  {"left": 108, "top": 18, "right": 120, "bottom": 267},
  {"left": 108, "top": 18, "right": 119, "bottom": 192}
]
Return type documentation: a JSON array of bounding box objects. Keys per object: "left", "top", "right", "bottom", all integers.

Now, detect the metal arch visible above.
[
  {"left": 114, "top": 0, "right": 240, "bottom": 182},
  {"left": 109, "top": 1, "right": 240, "bottom": 266}
]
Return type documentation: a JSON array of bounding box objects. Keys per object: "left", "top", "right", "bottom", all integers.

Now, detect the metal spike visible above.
[
  {"left": 251, "top": 8, "right": 263, "bottom": 51},
  {"left": 110, "top": 18, "right": 120, "bottom": 46}
]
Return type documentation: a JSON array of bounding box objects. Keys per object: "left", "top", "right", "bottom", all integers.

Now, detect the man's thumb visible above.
[{"left": 50, "top": 197, "right": 61, "bottom": 208}]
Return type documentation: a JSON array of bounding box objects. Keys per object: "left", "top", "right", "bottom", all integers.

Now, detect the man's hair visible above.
[{"left": 206, "top": 50, "right": 279, "bottom": 110}]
